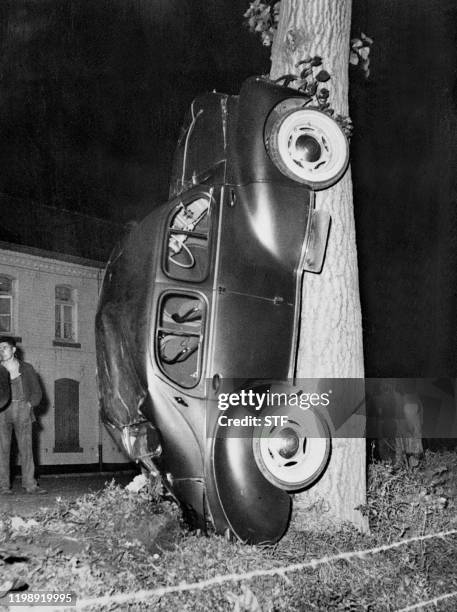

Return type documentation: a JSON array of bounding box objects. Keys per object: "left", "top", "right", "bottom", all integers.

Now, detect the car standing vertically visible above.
[{"left": 96, "top": 76, "right": 350, "bottom": 543}]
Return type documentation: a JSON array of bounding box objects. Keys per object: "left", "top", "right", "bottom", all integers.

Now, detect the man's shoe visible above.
[
  {"left": 25, "top": 486, "right": 48, "bottom": 495},
  {"left": 0, "top": 488, "right": 12, "bottom": 495}
]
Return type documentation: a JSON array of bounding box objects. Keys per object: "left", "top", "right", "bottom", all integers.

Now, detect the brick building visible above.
[{"left": 0, "top": 199, "right": 130, "bottom": 470}]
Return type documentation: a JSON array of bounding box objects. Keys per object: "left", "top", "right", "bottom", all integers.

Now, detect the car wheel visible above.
[
  {"left": 265, "top": 102, "right": 349, "bottom": 190},
  {"left": 252, "top": 405, "right": 331, "bottom": 491}
]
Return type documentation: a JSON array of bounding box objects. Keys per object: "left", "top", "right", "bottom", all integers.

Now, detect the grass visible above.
[{"left": 1, "top": 451, "right": 457, "bottom": 611}]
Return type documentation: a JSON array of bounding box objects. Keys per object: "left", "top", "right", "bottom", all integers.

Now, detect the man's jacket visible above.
[
  {"left": 19, "top": 361, "right": 42, "bottom": 407},
  {"left": 0, "top": 365, "right": 9, "bottom": 409}
]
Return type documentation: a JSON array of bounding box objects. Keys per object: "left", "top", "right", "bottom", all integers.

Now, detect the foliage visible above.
[
  {"left": 1, "top": 453, "right": 457, "bottom": 610},
  {"left": 243, "top": 0, "right": 280, "bottom": 47},
  {"left": 243, "top": 2, "right": 373, "bottom": 139},
  {"left": 273, "top": 55, "right": 354, "bottom": 137},
  {"left": 243, "top": 1, "right": 373, "bottom": 79},
  {"left": 360, "top": 451, "right": 457, "bottom": 540},
  {"left": 350, "top": 33, "right": 373, "bottom": 78}
]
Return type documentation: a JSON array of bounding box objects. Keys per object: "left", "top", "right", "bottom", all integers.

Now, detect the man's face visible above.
[{"left": 0, "top": 343, "right": 15, "bottom": 361}]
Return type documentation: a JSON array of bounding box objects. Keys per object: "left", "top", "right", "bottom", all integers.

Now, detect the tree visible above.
[{"left": 260, "top": 0, "right": 367, "bottom": 529}]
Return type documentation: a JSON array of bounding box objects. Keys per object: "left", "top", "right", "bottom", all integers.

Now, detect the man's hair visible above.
[{"left": 0, "top": 336, "right": 16, "bottom": 348}]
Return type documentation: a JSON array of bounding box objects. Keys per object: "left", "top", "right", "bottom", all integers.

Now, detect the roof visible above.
[
  {"left": 0, "top": 194, "right": 125, "bottom": 263},
  {"left": 0, "top": 240, "right": 106, "bottom": 269}
]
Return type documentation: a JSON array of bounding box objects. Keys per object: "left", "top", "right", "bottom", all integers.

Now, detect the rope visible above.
[
  {"left": 396, "top": 590, "right": 457, "bottom": 611},
  {"left": 45, "top": 528, "right": 457, "bottom": 611}
]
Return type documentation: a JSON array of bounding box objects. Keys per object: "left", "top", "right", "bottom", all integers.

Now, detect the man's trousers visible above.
[{"left": 0, "top": 400, "right": 36, "bottom": 489}]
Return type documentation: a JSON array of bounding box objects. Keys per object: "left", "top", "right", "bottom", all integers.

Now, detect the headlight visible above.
[{"left": 265, "top": 100, "right": 349, "bottom": 190}]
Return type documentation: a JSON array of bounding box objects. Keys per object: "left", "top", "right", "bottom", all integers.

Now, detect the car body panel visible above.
[{"left": 96, "top": 76, "right": 342, "bottom": 543}]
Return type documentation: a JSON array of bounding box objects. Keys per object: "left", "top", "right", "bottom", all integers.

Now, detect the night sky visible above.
[
  {"left": 1, "top": 0, "right": 456, "bottom": 378},
  {"left": 350, "top": 0, "right": 457, "bottom": 377},
  {"left": 0, "top": 0, "right": 269, "bottom": 222}
]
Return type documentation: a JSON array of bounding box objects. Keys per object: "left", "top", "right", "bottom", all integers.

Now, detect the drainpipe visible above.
[{"left": 97, "top": 267, "right": 103, "bottom": 472}]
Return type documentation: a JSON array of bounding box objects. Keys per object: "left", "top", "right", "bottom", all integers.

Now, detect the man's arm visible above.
[
  {"left": 0, "top": 364, "right": 10, "bottom": 409},
  {"left": 24, "top": 363, "right": 42, "bottom": 407}
]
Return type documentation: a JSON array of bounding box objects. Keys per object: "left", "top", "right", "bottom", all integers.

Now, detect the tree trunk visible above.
[{"left": 270, "top": 0, "right": 367, "bottom": 530}]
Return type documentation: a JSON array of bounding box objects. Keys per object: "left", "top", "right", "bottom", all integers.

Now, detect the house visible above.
[{"left": 0, "top": 197, "right": 130, "bottom": 471}]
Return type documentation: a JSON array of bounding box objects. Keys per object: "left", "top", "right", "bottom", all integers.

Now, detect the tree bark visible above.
[{"left": 271, "top": 0, "right": 367, "bottom": 530}]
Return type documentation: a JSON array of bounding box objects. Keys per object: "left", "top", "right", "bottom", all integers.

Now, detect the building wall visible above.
[{"left": 0, "top": 245, "right": 129, "bottom": 467}]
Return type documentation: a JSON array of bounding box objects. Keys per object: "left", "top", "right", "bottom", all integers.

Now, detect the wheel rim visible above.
[
  {"left": 253, "top": 409, "right": 330, "bottom": 491},
  {"left": 265, "top": 106, "right": 349, "bottom": 190}
]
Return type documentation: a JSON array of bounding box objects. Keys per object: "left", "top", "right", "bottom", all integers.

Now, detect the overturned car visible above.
[{"left": 95, "top": 76, "right": 350, "bottom": 543}]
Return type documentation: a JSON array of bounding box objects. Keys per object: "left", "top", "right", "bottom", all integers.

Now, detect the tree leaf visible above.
[
  {"left": 349, "top": 51, "right": 359, "bottom": 65},
  {"left": 315, "top": 70, "right": 331, "bottom": 82},
  {"left": 300, "top": 68, "right": 312, "bottom": 79},
  {"left": 296, "top": 57, "right": 312, "bottom": 66},
  {"left": 308, "top": 81, "right": 318, "bottom": 96},
  {"left": 361, "top": 32, "right": 374, "bottom": 44}
]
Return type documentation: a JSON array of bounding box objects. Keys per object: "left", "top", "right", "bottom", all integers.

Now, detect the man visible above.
[
  {"left": 374, "top": 378, "right": 423, "bottom": 468},
  {"left": 398, "top": 385, "right": 424, "bottom": 467},
  {"left": 0, "top": 337, "right": 47, "bottom": 494}
]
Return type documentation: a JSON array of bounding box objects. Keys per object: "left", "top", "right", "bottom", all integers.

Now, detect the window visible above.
[
  {"left": 55, "top": 285, "right": 76, "bottom": 342},
  {"left": 156, "top": 293, "right": 205, "bottom": 388},
  {"left": 0, "top": 275, "right": 13, "bottom": 333},
  {"left": 164, "top": 195, "right": 211, "bottom": 282}
]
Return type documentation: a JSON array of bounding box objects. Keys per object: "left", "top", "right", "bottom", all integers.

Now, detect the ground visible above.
[
  {"left": 1, "top": 453, "right": 457, "bottom": 611},
  {"left": 0, "top": 472, "right": 134, "bottom": 518}
]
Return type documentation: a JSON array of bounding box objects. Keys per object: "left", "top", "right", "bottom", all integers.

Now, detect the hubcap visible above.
[
  {"left": 273, "top": 427, "right": 300, "bottom": 459},
  {"left": 294, "top": 134, "right": 322, "bottom": 163},
  {"left": 253, "top": 409, "right": 330, "bottom": 491}
]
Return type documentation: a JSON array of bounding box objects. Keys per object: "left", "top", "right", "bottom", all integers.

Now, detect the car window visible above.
[
  {"left": 164, "top": 195, "right": 210, "bottom": 282},
  {"left": 156, "top": 293, "right": 204, "bottom": 388}
]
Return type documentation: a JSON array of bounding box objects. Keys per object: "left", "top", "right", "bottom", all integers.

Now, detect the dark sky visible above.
[
  {"left": 1, "top": 0, "right": 457, "bottom": 377},
  {"left": 350, "top": 0, "right": 457, "bottom": 377},
  {"left": 0, "top": 0, "right": 269, "bottom": 222}
]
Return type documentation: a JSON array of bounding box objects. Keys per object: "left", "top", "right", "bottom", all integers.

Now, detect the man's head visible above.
[{"left": 0, "top": 337, "right": 17, "bottom": 362}]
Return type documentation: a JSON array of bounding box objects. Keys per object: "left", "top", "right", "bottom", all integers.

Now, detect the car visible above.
[{"left": 95, "top": 75, "right": 350, "bottom": 544}]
